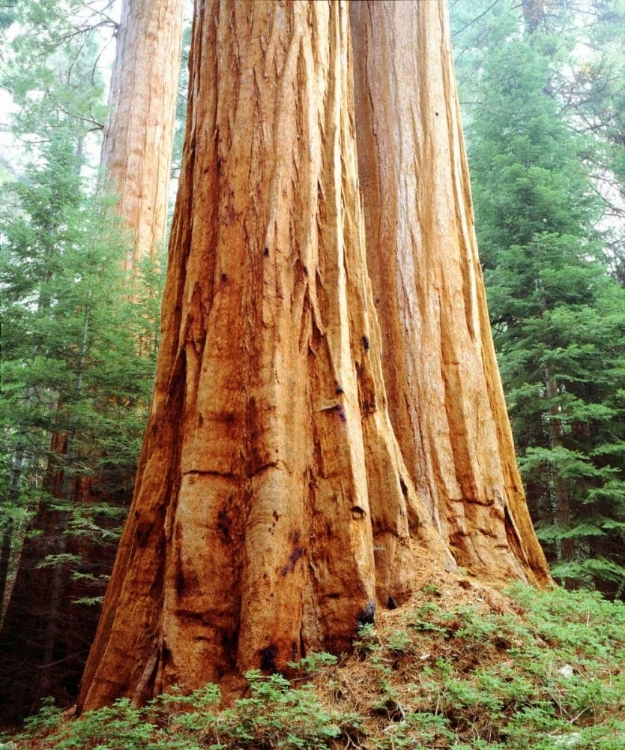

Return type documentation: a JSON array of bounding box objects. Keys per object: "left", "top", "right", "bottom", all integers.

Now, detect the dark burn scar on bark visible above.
[
  {"left": 134, "top": 518, "right": 152, "bottom": 547},
  {"left": 161, "top": 643, "right": 172, "bottom": 667},
  {"left": 264, "top": 246, "right": 269, "bottom": 256},
  {"left": 176, "top": 566, "right": 185, "bottom": 595},
  {"left": 217, "top": 508, "right": 231, "bottom": 540},
  {"left": 221, "top": 272, "right": 227, "bottom": 282},
  {"left": 356, "top": 600, "right": 376, "bottom": 627},
  {"left": 221, "top": 629, "right": 240, "bottom": 667},
  {"left": 260, "top": 644, "right": 278, "bottom": 672},
  {"left": 221, "top": 630, "right": 234, "bottom": 650},
  {"left": 282, "top": 546, "right": 306, "bottom": 575},
  {"left": 362, "top": 335, "right": 370, "bottom": 352},
  {"left": 387, "top": 596, "right": 398, "bottom": 610}
]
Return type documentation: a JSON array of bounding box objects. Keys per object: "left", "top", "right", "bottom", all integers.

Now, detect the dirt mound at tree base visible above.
[{"left": 307, "top": 576, "right": 624, "bottom": 749}]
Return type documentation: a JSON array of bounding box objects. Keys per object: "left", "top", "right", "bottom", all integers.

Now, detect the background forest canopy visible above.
[
  {"left": 450, "top": 0, "right": 625, "bottom": 597},
  {"left": 0, "top": 0, "right": 623, "bottom": 726}
]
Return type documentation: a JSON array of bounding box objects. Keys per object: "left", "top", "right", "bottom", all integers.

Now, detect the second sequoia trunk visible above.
[
  {"left": 350, "top": 0, "right": 550, "bottom": 585},
  {"left": 103, "top": 0, "right": 184, "bottom": 270}
]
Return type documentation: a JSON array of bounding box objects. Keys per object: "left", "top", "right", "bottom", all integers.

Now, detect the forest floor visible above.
[{"left": 4, "top": 562, "right": 625, "bottom": 750}]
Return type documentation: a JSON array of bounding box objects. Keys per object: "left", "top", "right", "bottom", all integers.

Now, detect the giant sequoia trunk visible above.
[
  {"left": 349, "top": 0, "right": 550, "bottom": 585},
  {"left": 78, "top": 0, "right": 549, "bottom": 712},
  {"left": 103, "top": 0, "right": 184, "bottom": 269}
]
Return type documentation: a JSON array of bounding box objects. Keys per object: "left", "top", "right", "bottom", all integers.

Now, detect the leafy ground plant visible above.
[{"left": 7, "top": 670, "right": 359, "bottom": 750}]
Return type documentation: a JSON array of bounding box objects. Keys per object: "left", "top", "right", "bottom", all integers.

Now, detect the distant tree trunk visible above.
[
  {"left": 349, "top": 0, "right": 550, "bottom": 585},
  {"left": 0, "top": 155, "right": 83, "bottom": 719},
  {"left": 522, "top": 0, "right": 545, "bottom": 34},
  {"left": 39, "top": 293, "right": 91, "bottom": 698},
  {"left": 103, "top": 0, "right": 184, "bottom": 270},
  {"left": 0, "top": 294, "right": 112, "bottom": 722},
  {"left": 0, "top": 429, "right": 24, "bottom": 612},
  {"left": 0, "top": 522, "right": 12, "bottom": 612},
  {"left": 544, "top": 370, "right": 575, "bottom": 565},
  {"left": 0, "top": 433, "right": 113, "bottom": 722},
  {"left": 78, "top": 0, "right": 549, "bottom": 713}
]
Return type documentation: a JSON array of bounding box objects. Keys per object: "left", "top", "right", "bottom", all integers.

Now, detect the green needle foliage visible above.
[
  {"left": 1, "top": 0, "right": 111, "bottom": 141},
  {"left": 0, "top": 127, "right": 154, "bottom": 568},
  {"left": 0, "top": 126, "right": 160, "bottom": 718},
  {"left": 467, "top": 32, "right": 625, "bottom": 595}
]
